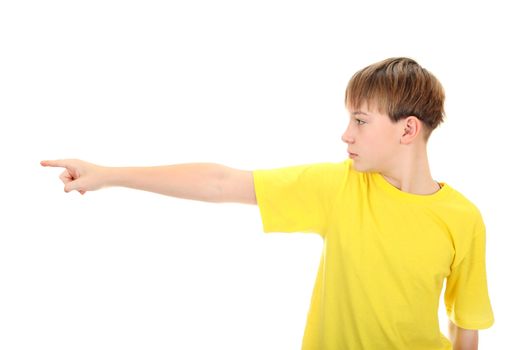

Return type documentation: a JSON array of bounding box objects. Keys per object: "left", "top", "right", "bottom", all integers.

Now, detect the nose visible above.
[{"left": 341, "top": 121, "right": 355, "bottom": 144}]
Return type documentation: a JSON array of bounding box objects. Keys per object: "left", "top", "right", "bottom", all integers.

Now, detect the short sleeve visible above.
[
  {"left": 252, "top": 161, "right": 346, "bottom": 236},
  {"left": 444, "top": 217, "right": 495, "bottom": 329}
]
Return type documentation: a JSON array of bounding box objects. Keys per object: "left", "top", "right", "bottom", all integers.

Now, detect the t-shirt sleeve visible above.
[
  {"left": 252, "top": 161, "right": 346, "bottom": 236},
  {"left": 444, "top": 216, "right": 495, "bottom": 329}
]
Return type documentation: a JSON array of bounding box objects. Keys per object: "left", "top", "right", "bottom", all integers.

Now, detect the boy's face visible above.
[{"left": 341, "top": 104, "right": 405, "bottom": 173}]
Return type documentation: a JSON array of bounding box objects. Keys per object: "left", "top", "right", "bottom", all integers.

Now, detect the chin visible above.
[
  {"left": 352, "top": 161, "right": 369, "bottom": 173},
  {"left": 352, "top": 160, "right": 377, "bottom": 174}
]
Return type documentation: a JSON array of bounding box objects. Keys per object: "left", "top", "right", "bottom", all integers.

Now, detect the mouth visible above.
[{"left": 348, "top": 152, "right": 358, "bottom": 158}]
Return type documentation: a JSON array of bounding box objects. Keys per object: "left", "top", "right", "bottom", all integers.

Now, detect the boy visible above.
[{"left": 41, "top": 57, "right": 494, "bottom": 349}]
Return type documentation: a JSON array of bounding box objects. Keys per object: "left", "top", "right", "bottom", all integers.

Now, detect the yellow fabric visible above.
[{"left": 253, "top": 159, "right": 494, "bottom": 350}]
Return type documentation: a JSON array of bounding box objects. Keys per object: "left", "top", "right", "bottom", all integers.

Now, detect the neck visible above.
[{"left": 381, "top": 145, "right": 440, "bottom": 195}]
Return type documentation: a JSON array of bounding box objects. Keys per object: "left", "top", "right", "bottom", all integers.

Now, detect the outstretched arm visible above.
[
  {"left": 40, "top": 159, "right": 257, "bottom": 204},
  {"left": 448, "top": 320, "right": 479, "bottom": 350}
]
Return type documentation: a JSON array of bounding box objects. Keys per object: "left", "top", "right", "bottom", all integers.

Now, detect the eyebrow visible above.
[{"left": 350, "top": 111, "right": 370, "bottom": 116}]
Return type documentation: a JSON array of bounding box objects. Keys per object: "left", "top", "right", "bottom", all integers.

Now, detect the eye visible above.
[{"left": 355, "top": 118, "right": 366, "bottom": 125}]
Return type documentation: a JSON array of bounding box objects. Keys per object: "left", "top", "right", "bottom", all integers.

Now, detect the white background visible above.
[{"left": 1, "top": 0, "right": 523, "bottom": 349}]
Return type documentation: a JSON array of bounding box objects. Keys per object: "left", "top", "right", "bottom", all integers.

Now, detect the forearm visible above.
[
  {"left": 105, "top": 163, "right": 230, "bottom": 202},
  {"left": 449, "top": 321, "right": 479, "bottom": 350}
]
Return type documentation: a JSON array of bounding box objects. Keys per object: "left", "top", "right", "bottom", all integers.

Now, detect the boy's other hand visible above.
[{"left": 40, "top": 159, "right": 108, "bottom": 195}]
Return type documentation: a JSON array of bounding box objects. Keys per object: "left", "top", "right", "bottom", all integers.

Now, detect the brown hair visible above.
[{"left": 344, "top": 57, "right": 445, "bottom": 140}]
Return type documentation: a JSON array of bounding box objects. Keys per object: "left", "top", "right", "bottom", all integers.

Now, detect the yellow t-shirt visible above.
[{"left": 252, "top": 159, "right": 494, "bottom": 350}]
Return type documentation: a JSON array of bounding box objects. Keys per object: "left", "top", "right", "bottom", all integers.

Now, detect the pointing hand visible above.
[{"left": 40, "top": 159, "right": 109, "bottom": 195}]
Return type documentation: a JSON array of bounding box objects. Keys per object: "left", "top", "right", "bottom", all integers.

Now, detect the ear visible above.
[{"left": 399, "top": 116, "right": 421, "bottom": 144}]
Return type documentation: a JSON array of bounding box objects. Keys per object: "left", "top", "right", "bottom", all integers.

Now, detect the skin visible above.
[
  {"left": 41, "top": 103, "right": 480, "bottom": 349},
  {"left": 341, "top": 103, "right": 441, "bottom": 195},
  {"left": 449, "top": 320, "right": 479, "bottom": 350}
]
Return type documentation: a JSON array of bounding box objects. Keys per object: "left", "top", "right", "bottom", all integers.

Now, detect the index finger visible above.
[{"left": 40, "top": 159, "right": 67, "bottom": 168}]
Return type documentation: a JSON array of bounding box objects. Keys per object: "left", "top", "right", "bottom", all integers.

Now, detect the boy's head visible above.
[
  {"left": 344, "top": 57, "right": 445, "bottom": 142},
  {"left": 342, "top": 57, "right": 445, "bottom": 173}
]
